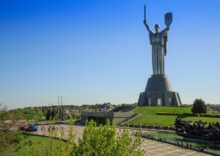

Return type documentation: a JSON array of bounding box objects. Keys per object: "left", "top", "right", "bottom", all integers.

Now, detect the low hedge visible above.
[
  {"left": 156, "top": 112, "right": 193, "bottom": 116},
  {"left": 123, "top": 123, "right": 175, "bottom": 130},
  {"left": 156, "top": 112, "right": 220, "bottom": 118},
  {"left": 156, "top": 112, "right": 183, "bottom": 116},
  {"left": 201, "top": 114, "right": 220, "bottom": 118}
]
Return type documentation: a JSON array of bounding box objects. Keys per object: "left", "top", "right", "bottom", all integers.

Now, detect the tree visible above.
[
  {"left": 51, "top": 108, "right": 57, "bottom": 120},
  {"left": 46, "top": 109, "right": 51, "bottom": 120},
  {"left": 71, "top": 120, "right": 144, "bottom": 156},
  {"left": 0, "top": 104, "right": 22, "bottom": 154},
  {"left": 192, "top": 99, "right": 207, "bottom": 114}
]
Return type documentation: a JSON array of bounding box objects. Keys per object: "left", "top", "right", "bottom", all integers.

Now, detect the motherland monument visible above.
[{"left": 138, "top": 5, "right": 182, "bottom": 106}]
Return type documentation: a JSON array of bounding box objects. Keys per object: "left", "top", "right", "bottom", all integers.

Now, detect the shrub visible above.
[
  {"left": 71, "top": 120, "right": 144, "bottom": 156},
  {"left": 192, "top": 99, "right": 207, "bottom": 114},
  {"left": 182, "top": 113, "right": 194, "bottom": 116},
  {"left": 13, "top": 132, "right": 26, "bottom": 144}
]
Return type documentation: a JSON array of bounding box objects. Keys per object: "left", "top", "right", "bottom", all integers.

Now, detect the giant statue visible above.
[
  {"left": 138, "top": 5, "right": 182, "bottom": 106},
  {"left": 143, "top": 9, "right": 172, "bottom": 75}
]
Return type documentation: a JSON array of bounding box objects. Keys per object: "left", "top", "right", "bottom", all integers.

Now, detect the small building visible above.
[
  {"left": 100, "top": 103, "right": 114, "bottom": 112},
  {"left": 81, "top": 111, "right": 136, "bottom": 125}
]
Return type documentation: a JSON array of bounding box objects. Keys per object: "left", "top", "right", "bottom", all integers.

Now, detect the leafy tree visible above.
[
  {"left": 112, "top": 103, "right": 137, "bottom": 112},
  {"left": 5, "top": 107, "right": 44, "bottom": 122},
  {"left": 46, "top": 109, "right": 51, "bottom": 120},
  {"left": 192, "top": 99, "right": 207, "bottom": 114},
  {"left": 71, "top": 120, "right": 144, "bottom": 156},
  {"left": 51, "top": 108, "right": 57, "bottom": 120},
  {"left": 0, "top": 104, "right": 23, "bottom": 154},
  {"left": 71, "top": 111, "right": 79, "bottom": 120}
]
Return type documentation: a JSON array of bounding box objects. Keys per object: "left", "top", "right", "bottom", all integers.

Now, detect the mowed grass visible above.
[
  {"left": 8, "top": 135, "right": 67, "bottom": 156},
  {"left": 133, "top": 106, "right": 192, "bottom": 115},
  {"left": 183, "top": 116, "right": 220, "bottom": 123},
  {"left": 127, "top": 106, "right": 220, "bottom": 127},
  {"left": 128, "top": 115, "right": 177, "bottom": 127},
  {"left": 127, "top": 106, "right": 191, "bottom": 127}
]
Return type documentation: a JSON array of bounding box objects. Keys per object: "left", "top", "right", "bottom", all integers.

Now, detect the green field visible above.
[
  {"left": 127, "top": 106, "right": 220, "bottom": 127},
  {"left": 128, "top": 115, "right": 176, "bottom": 127},
  {"left": 7, "top": 135, "right": 67, "bottom": 156},
  {"left": 133, "top": 106, "right": 191, "bottom": 115},
  {"left": 183, "top": 116, "right": 220, "bottom": 123}
]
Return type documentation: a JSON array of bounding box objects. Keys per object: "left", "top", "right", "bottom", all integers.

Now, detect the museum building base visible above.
[{"left": 138, "top": 74, "right": 182, "bottom": 106}]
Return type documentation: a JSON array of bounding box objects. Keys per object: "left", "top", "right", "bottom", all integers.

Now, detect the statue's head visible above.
[{"left": 155, "top": 24, "right": 160, "bottom": 32}]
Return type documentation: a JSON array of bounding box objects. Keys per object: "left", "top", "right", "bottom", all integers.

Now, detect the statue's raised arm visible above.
[
  {"left": 162, "top": 12, "right": 173, "bottom": 55},
  {"left": 143, "top": 19, "right": 152, "bottom": 33},
  {"left": 161, "top": 26, "right": 169, "bottom": 33},
  {"left": 143, "top": 5, "right": 152, "bottom": 33}
]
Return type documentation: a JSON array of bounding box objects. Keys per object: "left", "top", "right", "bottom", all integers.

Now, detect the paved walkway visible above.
[
  {"left": 141, "top": 139, "right": 209, "bottom": 156},
  {"left": 33, "top": 125, "right": 210, "bottom": 156}
]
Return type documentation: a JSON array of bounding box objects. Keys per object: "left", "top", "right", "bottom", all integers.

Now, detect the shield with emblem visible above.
[{"left": 165, "top": 12, "right": 173, "bottom": 27}]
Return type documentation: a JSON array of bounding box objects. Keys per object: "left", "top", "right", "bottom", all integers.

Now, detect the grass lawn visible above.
[
  {"left": 7, "top": 135, "right": 68, "bottom": 156},
  {"left": 128, "top": 115, "right": 177, "bottom": 127},
  {"left": 127, "top": 106, "right": 191, "bottom": 127},
  {"left": 127, "top": 106, "right": 219, "bottom": 127},
  {"left": 133, "top": 106, "right": 191, "bottom": 115},
  {"left": 183, "top": 116, "right": 220, "bottom": 123}
]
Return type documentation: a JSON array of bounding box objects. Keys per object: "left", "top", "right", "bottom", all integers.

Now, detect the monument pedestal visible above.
[{"left": 138, "top": 74, "right": 182, "bottom": 106}]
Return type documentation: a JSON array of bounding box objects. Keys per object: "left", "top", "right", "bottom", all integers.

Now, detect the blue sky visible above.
[{"left": 0, "top": 0, "right": 220, "bottom": 109}]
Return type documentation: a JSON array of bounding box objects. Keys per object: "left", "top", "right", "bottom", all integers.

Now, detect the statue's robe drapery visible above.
[{"left": 149, "top": 28, "right": 168, "bottom": 75}]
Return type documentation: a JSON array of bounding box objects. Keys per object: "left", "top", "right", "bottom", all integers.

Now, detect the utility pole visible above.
[
  {"left": 58, "top": 96, "right": 63, "bottom": 121},
  {"left": 61, "top": 96, "right": 63, "bottom": 120}
]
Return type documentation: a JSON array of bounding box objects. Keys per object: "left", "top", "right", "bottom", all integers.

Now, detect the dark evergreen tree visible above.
[
  {"left": 51, "top": 108, "right": 56, "bottom": 120},
  {"left": 192, "top": 99, "right": 207, "bottom": 114},
  {"left": 46, "top": 109, "right": 51, "bottom": 120}
]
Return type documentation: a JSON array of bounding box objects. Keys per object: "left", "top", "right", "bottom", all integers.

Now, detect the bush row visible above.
[
  {"left": 156, "top": 112, "right": 220, "bottom": 118},
  {"left": 156, "top": 112, "right": 196, "bottom": 116},
  {"left": 156, "top": 112, "right": 185, "bottom": 116},
  {"left": 201, "top": 114, "right": 220, "bottom": 118},
  {"left": 123, "top": 124, "right": 175, "bottom": 130}
]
